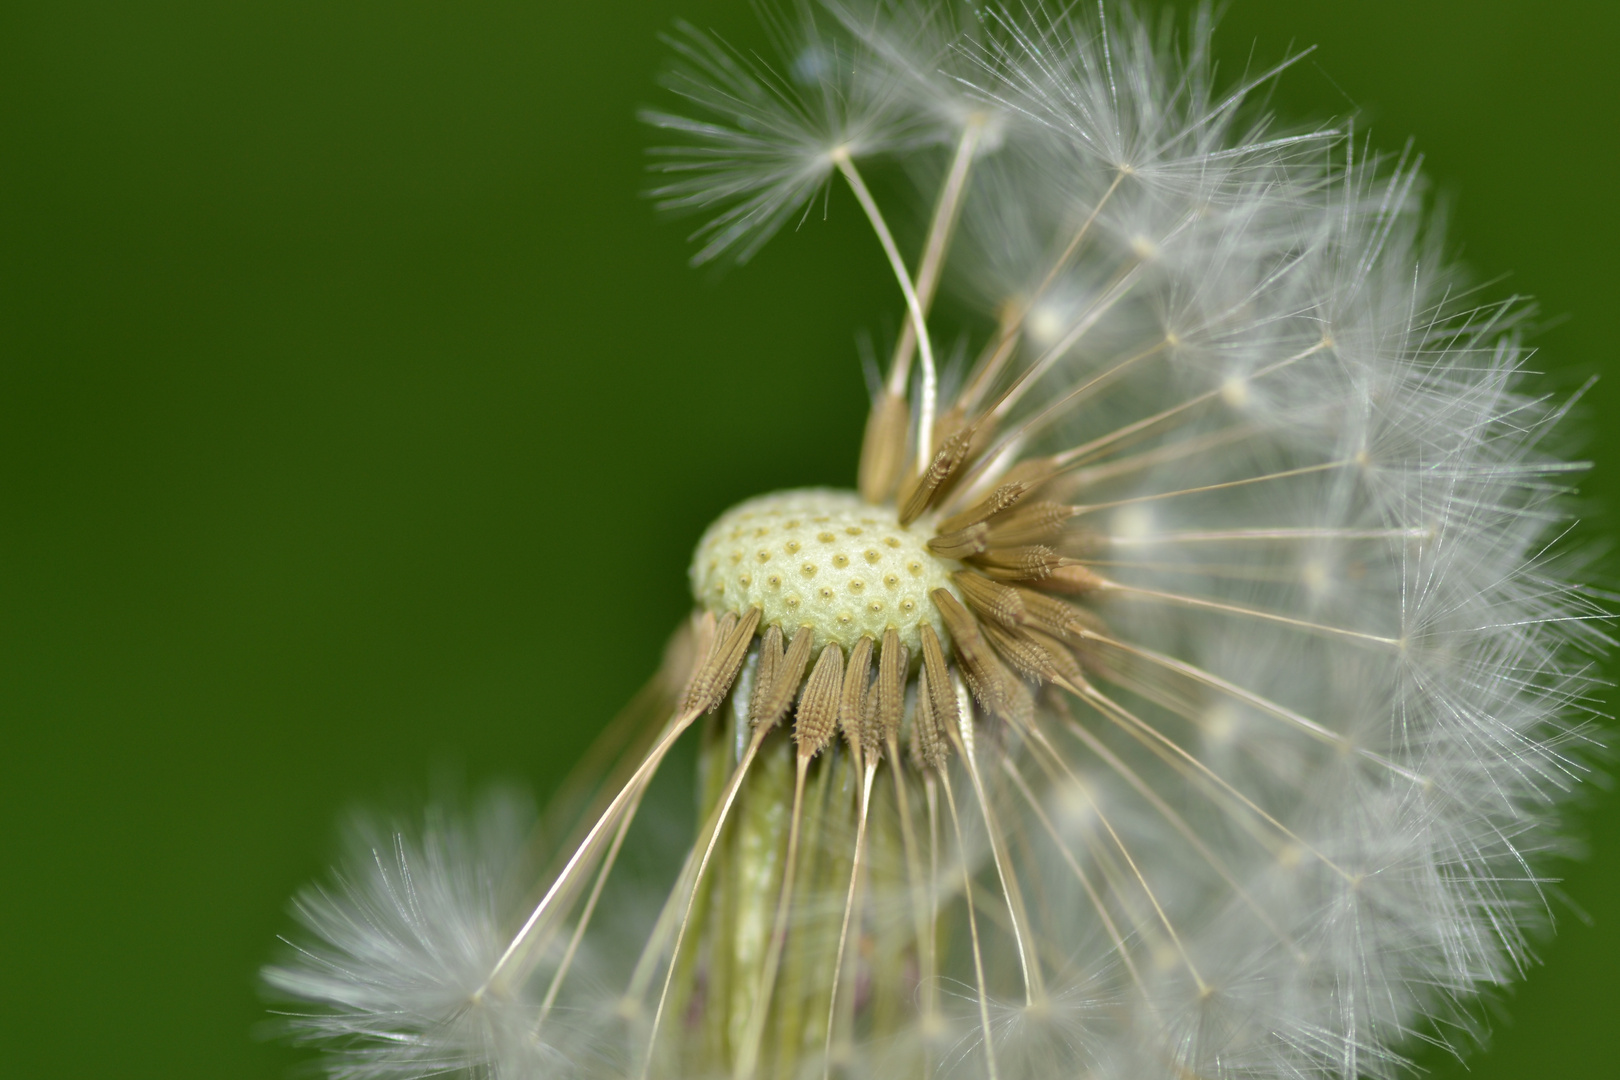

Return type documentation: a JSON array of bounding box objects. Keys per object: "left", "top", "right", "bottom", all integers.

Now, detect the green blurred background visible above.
[{"left": 3, "top": 1, "right": 1616, "bottom": 1076}]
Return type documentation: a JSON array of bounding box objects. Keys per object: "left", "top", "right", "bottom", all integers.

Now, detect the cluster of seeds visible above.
[{"left": 682, "top": 414, "right": 1114, "bottom": 772}]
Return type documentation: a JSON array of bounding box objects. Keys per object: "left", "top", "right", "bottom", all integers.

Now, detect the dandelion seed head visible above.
[{"left": 269, "top": 3, "right": 1604, "bottom": 1079}]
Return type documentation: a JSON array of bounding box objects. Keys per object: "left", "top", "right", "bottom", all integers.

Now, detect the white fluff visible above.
[
  {"left": 267, "top": 4, "right": 1604, "bottom": 1078},
  {"left": 263, "top": 793, "right": 576, "bottom": 1078}
]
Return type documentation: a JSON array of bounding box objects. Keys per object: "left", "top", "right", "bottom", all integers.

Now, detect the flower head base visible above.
[
  {"left": 691, "top": 490, "right": 961, "bottom": 655},
  {"left": 266, "top": 4, "right": 1604, "bottom": 1079}
]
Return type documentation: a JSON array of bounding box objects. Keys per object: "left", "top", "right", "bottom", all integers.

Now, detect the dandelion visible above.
[{"left": 265, "top": 3, "right": 1605, "bottom": 1079}]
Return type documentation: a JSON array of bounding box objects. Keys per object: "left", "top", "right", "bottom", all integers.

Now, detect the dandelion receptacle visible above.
[{"left": 264, "top": 4, "right": 1606, "bottom": 1079}]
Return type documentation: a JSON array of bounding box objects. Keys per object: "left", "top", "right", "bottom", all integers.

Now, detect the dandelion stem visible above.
[
  {"left": 772, "top": 745, "right": 842, "bottom": 1080},
  {"left": 642, "top": 719, "right": 774, "bottom": 1077},
  {"left": 732, "top": 753, "right": 811, "bottom": 1080}
]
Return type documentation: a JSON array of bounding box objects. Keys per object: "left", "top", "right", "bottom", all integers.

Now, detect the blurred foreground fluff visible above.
[{"left": 264, "top": 3, "right": 1607, "bottom": 1078}]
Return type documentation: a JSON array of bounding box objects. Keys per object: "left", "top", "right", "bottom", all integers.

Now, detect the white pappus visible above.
[{"left": 264, "top": 3, "right": 1607, "bottom": 1079}]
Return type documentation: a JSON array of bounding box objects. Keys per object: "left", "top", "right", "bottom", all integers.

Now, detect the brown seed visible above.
[
  {"left": 918, "top": 623, "right": 960, "bottom": 734},
  {"left": 1004, "top": 676, "right": 1036, "bottom": 729},
  {"left": 928, "top": 523, "right": 990, "bottom": 559},
  {"left": 974, "top": 545, "right": 1061, "bottom": 581},
  {"left": 748, "top": 623, "right": 784, "bottom": 723},
  {"left": 710, "top": 610, "right": 738, "bottom": 654},
  {"left": 1057, "top": 528, "right": 1109, "bottom": 558},
  {"left": 684, "top": 606, "right": 761, "bottom": 714},
  {"left": 984, "top": 502, "right": 1077, "bottom": 547},
  {"left": 857, "top": 390, "right": 911, "bottom": 505},
  {"left": 928, "top": 403, "right": 974, "bottom": 455},
  {"left": 980, "top": 619, "right": 1053, "bottom": 681},
  {"left": 954, "top": 570, "right": 1028, "bottom": 629},
  {"left": 872, "top": 628, "right": 909, "bottom": 760},
  {"left": 861, "top": 679, "right": 882, "bottom": 764},
  {"left": 839, "top": 635, "right": 874, "bottom": 752},
  {"left": 1041, "top": 564, "right": 1105, "bottom": 594},
  {"left": 898, "top": 424, "right": 976, "bottom": 526},
  {"left": 938, "top": 481, "right": 1031, "bottom": 534},
  {"left": 982, "top": 620, "right": 1082, "bottom": 695},
  {"left": 1023, "top": 626, "right": 1086, "bottom": 688},
  {"left": 754, "top": 625, "right": 815, "bottom": 728},
  {"left": 673, "top": 609, "right": 719, "bottom": 705},
  {"left": 794, "top": 642, "right": 845, "bottom": 757},
  {"left": 932, "top": 588, "right": 1026, "bottom": 724},
  {"left": 1011, "top": 587, "right": 1086, "bottom": 639},
  {"left": 910, "top": 662, "right": 948, "bottom": 771}
]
